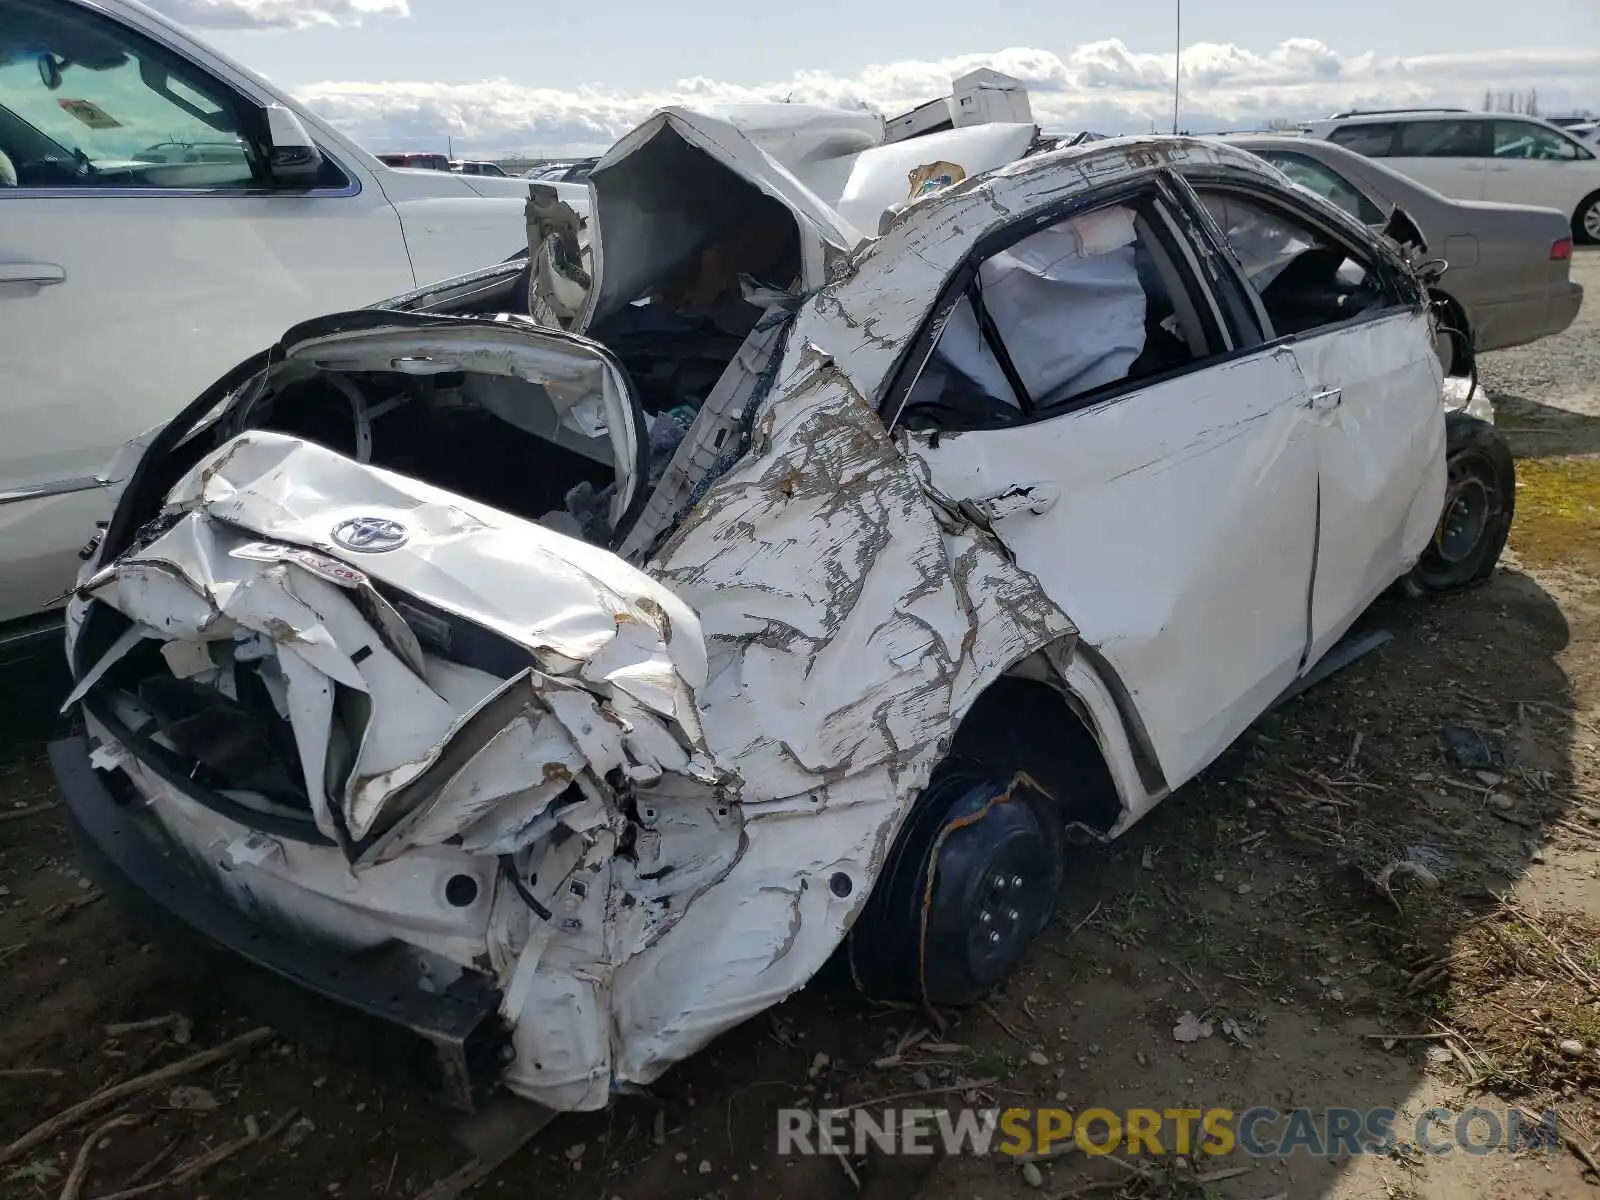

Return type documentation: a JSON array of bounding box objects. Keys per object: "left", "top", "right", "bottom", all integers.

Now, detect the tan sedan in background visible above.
[{"left": 1227, "top": 133, "right": 1582, "bottom": 372}]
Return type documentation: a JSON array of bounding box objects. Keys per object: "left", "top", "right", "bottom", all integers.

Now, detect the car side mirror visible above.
[{"left": 263, "top": 105, "right": 324, "bottom": 183}]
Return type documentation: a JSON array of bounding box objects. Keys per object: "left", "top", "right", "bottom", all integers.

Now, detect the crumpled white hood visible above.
[{"left": 76, "top": 430, "right": 716, "bottom": 861}]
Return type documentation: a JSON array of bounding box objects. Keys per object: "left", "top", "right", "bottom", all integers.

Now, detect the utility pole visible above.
[{"left": 1172, "top": 0, "right": 1182, "bottom": 135}]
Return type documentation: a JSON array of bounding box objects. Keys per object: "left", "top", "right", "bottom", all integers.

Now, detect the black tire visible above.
[
  {"left": 1406, "top": 411, "right": 1515, "bottom": 594},
  {"left": 848, "top": 763, "right": 1065, "bottom": 1007},
  {"left": 1575, "top": 190, "right": 1600, "bottom": 247}
]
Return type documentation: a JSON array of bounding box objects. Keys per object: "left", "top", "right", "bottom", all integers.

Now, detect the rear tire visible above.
[
  {"left": 848, "top": 763, "right": 1065, "bottom": 1007},
  {"left": 1406, "top": 412, "right": 1515, "bottom": 594},
  {"left": 1575, "top": 191, "right": 1600, "bottom": 246}
]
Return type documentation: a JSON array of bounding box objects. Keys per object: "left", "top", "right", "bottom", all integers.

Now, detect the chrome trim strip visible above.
[{"left": 0, "top": 476, "right": 109, "bottom": 506}]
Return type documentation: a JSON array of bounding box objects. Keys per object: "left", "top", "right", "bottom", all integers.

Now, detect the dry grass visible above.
[
  {"left": 1428, "top": 903, "right": 1600, "bottom": 1100},
  {"left": 1510, "top": 456, "right": 1600, "bottom": 574}
]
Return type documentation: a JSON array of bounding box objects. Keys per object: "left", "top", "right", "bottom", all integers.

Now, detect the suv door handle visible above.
[
  {"left": 1308, "top": 387, "right": 1343, "bottom": 414},
  {"left": 0, "top": 262, "right": 66, "bottom": 293}
]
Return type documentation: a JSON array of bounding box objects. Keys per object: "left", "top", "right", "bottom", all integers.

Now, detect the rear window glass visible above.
[
  {"left": 1327, "top": 123, "right": 1396, "bottom": 157},
  {"left": 1260, "top": 151, "right": 1386, "bottom": 226}
]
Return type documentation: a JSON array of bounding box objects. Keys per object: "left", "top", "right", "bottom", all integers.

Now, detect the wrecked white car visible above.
[{"left": 52, "top": 116, "right": 1515, "bottom": 1114}]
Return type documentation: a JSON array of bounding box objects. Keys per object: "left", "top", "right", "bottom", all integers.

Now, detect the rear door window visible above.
[
  {"left": 1327, "top": 123, "right": 1397, "bottom": 157},
  {"left": 896, "top": 193, "right": 1226, "bottom": 429},
  {"left": 1197, "top": 188, "right": 1397, "bottom": 338},
  {"left": 1395, "top": 119, "right": 1490, "bottom": 158},
  {"left": 1492, "top": 120, "right": 1588, "bottom": 161}
]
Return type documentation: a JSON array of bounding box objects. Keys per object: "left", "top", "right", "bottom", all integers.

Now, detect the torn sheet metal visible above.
[
  {"left": 80, "top": 431, "right": 715, "bottom": 857},
  {"left": 1443, "top": 373, "right": 1495, "bottom": 423},
  {"left": 579, "top": 106, "right": 868, "bottom": 330},
  {"left": 595, "top": 341, "right": 1078, "bottom": 1091}
]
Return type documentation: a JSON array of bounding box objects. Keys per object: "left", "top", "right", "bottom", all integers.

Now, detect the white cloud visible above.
[
  {"left": 288, "top": 38, "right": 1600, "bottom": 156},
  {"left": 146, "top": 0, "right": 406, "bottom": 32}
]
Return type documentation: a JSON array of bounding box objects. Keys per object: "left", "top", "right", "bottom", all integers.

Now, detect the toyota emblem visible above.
[{"left": 330, "top": 516, "right": 409, "bottom": 553}]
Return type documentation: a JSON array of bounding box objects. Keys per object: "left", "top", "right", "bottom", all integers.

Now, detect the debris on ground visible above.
[
  {"left": 1171, "top": 1012, "right": 1213, "bottom": 1043},
  {"left": 166, "top": 1085, "right": 218, "bottom": 1111},
  {"left": 1440, "top": 724, "right": 1509, "bottom": 772},
  {"left": 1430, "top": 903, "right": 1600, "bottom": 1098},
  {"left": 1376, "top": 856, "right": 1442, "bottom": 904}
]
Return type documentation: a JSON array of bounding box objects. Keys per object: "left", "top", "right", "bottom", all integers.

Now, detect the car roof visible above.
[
  {"left": 1215, "top": 133, "right": 1315, "bottom": 147},
  {"left": 1311, "top": 110, "right": 1471, "bottom": 125},
  {"left": 1308, "top": 110, "right": 1570, "bottom": 129}
]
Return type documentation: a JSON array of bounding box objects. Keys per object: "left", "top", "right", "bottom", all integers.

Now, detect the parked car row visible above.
[
  {"left": 524, "top": 157, "right": 599, "bottom": 183},
  {"left": 1225, "top": 133, "right": 1581, "bottom": 372},
  {"left": 375, "top": 150, "right": 451, "bottom": 171},
  {"left": 1300, "top": 109, "right": 1600, "bottom": 243},
  {"left": 374, "top": 153, "right": 512, "bottom": 177}
]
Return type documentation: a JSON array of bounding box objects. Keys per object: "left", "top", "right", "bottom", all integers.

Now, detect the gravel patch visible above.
[{"left": 1478, "top": 247, "right": 1600, "bottom": 426}]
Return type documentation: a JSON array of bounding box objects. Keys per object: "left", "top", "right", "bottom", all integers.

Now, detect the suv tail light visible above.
[{"left": 1552, "top": 237, "right": 1573, "bottom": 261}]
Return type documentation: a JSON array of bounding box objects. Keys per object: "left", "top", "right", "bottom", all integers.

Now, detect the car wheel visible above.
[
  {"left": 1576, "top": 191, "right": 1600, "bottom": 246},
  {"left": 1406, "top": 412, "right": 1515, "bottom": 594},
  {"left": 848, "top": 762, "right": 1065, "bottom": 1007}
]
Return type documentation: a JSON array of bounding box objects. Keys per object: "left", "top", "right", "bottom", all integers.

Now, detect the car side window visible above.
[
  {"left": 1395, "top": 119, "right": 1489, "bottom": 158},
  {"left": 1259, "top": 150, "right": 1386, "bottom": 225},
  {"left": 896, "top": 198, "right": 1222, "bottom": 431},
  {"left": 0, "top": 0, "right": 260, "bottom": 189},
  {"left": 1198, "top": 189, "right": 1393, "bottom": 339},
  {"left": 1327, "top": 123, "right": 1396, "bottom": 157},
  {"left": 1492, "top": 120, "right": 1585, "bottom": 161}
]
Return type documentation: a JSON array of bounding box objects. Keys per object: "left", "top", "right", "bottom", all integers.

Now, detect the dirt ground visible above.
[{"left": 4, "top": 250, "right": 1600, "bottom": 1200}]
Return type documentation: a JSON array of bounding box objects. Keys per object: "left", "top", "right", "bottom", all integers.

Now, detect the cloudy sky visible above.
[{"left": 152, "top": 0, "right": 1599, "bottom": 157}]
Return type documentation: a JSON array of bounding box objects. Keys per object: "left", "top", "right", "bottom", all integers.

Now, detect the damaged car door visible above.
[
  {"left": 891, "top": 180, "right": 1321, "bottom": 789},
  {"left": 1187, "top": 178, "right": 1445, "bottom": 667}
]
